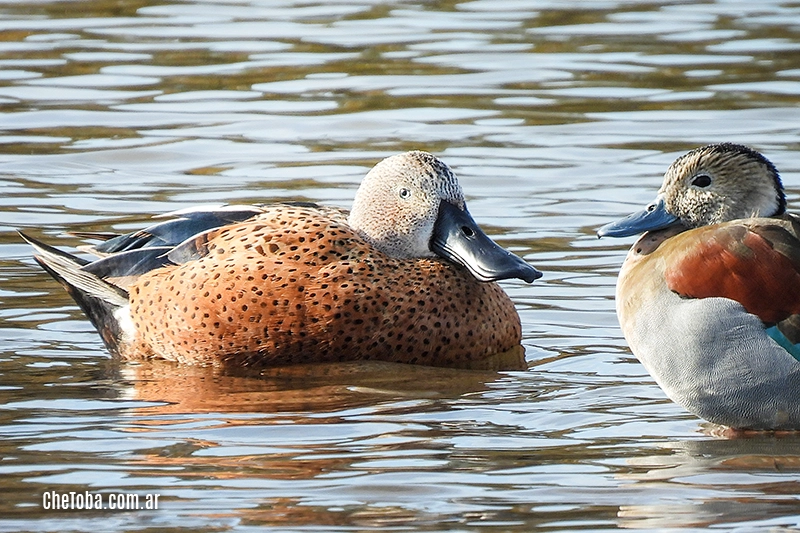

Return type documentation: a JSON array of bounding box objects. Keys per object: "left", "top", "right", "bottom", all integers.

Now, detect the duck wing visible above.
[{"left": 664, "top": 214, "right": 800, "bottom": 326}]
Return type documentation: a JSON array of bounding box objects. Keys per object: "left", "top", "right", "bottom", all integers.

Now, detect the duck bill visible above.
[
  {"left": 597, "top": 196, "right": 679, "bottom": 238},
  {"left": 431, "top": 200, "right": 542, "bottom": 283}
]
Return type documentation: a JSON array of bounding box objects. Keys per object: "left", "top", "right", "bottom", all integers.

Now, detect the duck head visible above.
[
  {"left": 598, "top": 143, "right": 786, "bottom": 238},
  {"left": 348, "top": 151, "right": 541, "bottom": 283}
]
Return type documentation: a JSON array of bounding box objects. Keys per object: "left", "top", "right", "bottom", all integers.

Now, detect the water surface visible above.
[{"left": 2, "top": 1, "right": 800, "bottom": 531}]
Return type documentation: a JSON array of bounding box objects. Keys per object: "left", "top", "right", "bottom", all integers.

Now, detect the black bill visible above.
[{"left": 431, "top": 200, "right": 542, "bottom": 283}]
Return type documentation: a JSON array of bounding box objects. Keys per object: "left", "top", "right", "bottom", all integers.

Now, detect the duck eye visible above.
[
  {"left": 399, "top": 187, "right": 411, "bottom": 199},
  {"left": 691, "top": 174, "right": 712, "bottom": 188}
]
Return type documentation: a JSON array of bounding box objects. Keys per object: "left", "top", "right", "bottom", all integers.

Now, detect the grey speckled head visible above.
[
  {"left": 659, "top": 143, "right": 785, "bottom": 228},
  {"left": 349, "top": 151, "right": 466, "bottom": 259}
]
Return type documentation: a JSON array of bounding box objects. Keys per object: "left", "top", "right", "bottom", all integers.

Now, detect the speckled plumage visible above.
[
  {"left": 349, "top": 151, "right": 465, "bottom": 258},
  {"left": 128, "top": 204, "right": 521, "bottom": 367},
  {"left": 23, "top": 151, "right": 539, "bottom": 370},
  {"left": 658, "top": 143, "right": 784, "bottom": 228}
]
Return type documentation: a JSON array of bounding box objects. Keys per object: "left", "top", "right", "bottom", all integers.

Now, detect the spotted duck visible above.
[{"left": 22, "top": 151, "right": 541, "bottom": 370}]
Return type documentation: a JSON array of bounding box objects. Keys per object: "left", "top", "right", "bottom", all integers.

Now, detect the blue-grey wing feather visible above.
[
  {"left": 93, "top": 207, "right": 265, "bottom": 254},
  {"left": 81, "top": 247, "right": 174, "bottom": 281}
]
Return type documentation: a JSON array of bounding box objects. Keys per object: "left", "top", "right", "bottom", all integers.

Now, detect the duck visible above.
[
  {"left": 598, "top": 142, "right": 800, "bottom": 430},
  {"left": 21, "top": 151, "right": 541, "bottom": 370}
]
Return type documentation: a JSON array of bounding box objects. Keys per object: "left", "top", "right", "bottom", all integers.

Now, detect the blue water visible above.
[{"left": 1, "top": 1, "right": 800, "bottom": 531}]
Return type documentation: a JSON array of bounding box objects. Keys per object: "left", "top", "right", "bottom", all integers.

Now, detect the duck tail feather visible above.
[{"left": 19, "top": 231, "right": 130, "bottom": 356}]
